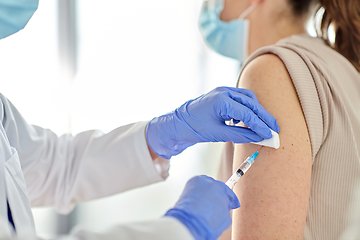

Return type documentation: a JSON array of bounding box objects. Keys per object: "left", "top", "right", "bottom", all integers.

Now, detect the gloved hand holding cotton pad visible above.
[{"left": 228, "top": 120, "right": 280, "bottom": 149}]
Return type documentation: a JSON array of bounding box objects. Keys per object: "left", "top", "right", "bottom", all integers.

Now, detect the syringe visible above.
[{"left": 225, "top": 150, "right": 259, "bottom": 189}]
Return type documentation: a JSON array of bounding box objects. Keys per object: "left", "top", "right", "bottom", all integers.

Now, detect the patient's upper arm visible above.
[{"left": 232, "top": 54, "right": 312, "bottom": 239}]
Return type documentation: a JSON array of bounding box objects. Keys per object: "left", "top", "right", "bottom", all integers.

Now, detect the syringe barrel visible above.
[
  {"left": 225, "top": 171, "right": 241, "bottom": 189},
  {"left": 225, "top": 154, "right": 257, "bottom": 189},
  {"left": 239, "top": 159, "right": 252, "bottom": 174}
]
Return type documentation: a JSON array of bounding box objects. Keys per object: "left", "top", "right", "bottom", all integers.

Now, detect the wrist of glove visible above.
[
  {"left": 146, "top": 99, "right": 204, "bottom": 159},
  {"left": 165, "top": 209, "right": 211, "bottom": 240},
  {"left": 165, "top": 175, "right": 240, "bottom": 240}
]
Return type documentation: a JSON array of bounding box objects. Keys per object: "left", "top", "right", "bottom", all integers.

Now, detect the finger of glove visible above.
[
  {"left": 229, "top": 92, "right": 280, "bottom": 133},
  {"left": 221, "top": 87, "right": 259, "bottom": 101},
  {"left": 219, "top": 181, "right": 241, "bottom": 209},
  {"left": 217, "top": 125, "right": 264, "bottom": 143},
  {"left": 225, "top": 104, "right": 273, "bottom": 139},
  {"left": 185, "top": 175, "right": 214, "bottom": 194},
  {"left": 192, "top": 176, "right": 240, "bottom": 210}
]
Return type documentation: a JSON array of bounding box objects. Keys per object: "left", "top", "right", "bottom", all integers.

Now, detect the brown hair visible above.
[{"left": 289, "top": 0, "right": 360, "bottom": 72}]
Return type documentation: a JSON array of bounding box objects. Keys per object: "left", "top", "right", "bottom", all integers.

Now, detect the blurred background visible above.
[{"left": 0, "top": 0, "right": 240, "bottom": 238}]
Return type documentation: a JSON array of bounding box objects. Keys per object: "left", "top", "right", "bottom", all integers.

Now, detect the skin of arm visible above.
[{"left": 231, "top": 54, "right": 312, "bottom": 239}]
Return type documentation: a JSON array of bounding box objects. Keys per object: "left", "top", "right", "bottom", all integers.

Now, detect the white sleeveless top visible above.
[{"left": 218, "top": 34, "right": 360, "bottom": 240}]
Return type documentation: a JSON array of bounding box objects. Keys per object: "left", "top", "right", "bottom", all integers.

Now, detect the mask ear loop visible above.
[
  {"left": 237, "top": 3, "right": 258, "bottom": 65},
  {"left": 238, "top": 3, "right": 258, "bottom": 19}
]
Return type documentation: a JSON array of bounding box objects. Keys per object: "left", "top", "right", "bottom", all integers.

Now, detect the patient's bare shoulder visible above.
[{"left": 231, "top": 53, "right": 312, "bottom": 239}]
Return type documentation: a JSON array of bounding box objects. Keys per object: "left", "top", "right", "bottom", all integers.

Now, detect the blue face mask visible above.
[
  {"left": 0, "top": 0, "right": 39, "bottom": 39},
  {"left": 199, "top": 0, "right": 257, "bottom": 63}
]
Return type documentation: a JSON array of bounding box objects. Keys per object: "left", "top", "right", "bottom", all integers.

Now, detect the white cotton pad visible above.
[
  {"left": 251, "top": 129, "right": 280, "bottom": 149},
  {"left": 227, "top": 120, "right": 281, "bottom": 149}
]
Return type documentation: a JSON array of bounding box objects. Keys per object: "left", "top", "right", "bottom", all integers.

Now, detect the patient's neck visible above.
[{"left": 247, "top": 15, "right": 307, "bottom": 56}]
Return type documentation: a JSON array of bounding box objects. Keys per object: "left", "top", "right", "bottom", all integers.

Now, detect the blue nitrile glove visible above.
[
  {"left": 165, "top": 175, "right": 240, "bottom": 240},
  {"left": 147, "top": 87, "right": 280, "bottom": 159}
]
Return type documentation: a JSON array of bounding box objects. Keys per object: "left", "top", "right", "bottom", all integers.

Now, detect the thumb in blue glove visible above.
[
  {"left": 147, "top": 87, "right": 280, "bottom": 159},
  {"left": 165, "top": 175, "right": 240, "bottom": 240}
]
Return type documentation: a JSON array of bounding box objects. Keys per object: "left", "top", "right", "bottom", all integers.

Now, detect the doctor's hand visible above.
[
  {"left": 165, "top": 175, "right": 240, "bottom": 240},
  {"left": 146, "top": 86, "right": 280, "bottom": 159}
]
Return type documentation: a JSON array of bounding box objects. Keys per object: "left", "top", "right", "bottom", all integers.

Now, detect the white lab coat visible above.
[{"left": 0, "top": 94, "right": 194, "bottom": 240}]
